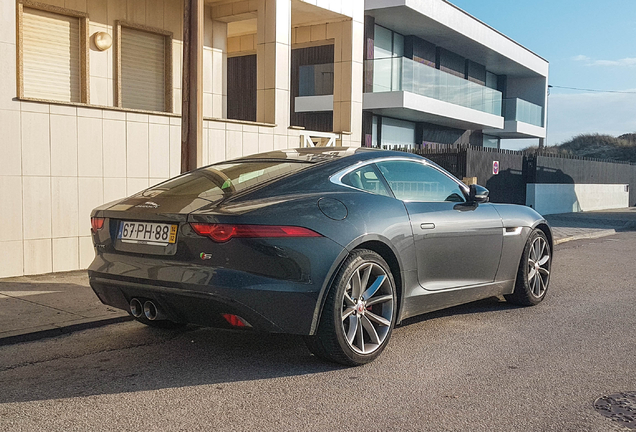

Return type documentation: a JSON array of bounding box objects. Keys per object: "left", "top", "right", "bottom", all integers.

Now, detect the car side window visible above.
[
  {"left": 341, "top": 164, "right": 392, "bottom": 197},
  {"left": 376, "top": 160, "right": 466, "bottom": 202}
]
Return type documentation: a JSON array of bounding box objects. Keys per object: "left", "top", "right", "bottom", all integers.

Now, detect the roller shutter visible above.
[
  {"left": 121, "top": 27, "right": 166, "bottom": 112},
  {"left": 22, "top": 8, "right": 81, "bottom": 102}
]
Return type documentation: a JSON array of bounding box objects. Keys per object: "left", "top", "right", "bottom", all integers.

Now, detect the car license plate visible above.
[{"left": 117, "top": 221, "right": 178, "bottom": 246}]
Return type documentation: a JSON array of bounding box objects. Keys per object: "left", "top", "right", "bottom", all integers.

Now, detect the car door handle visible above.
[{"left": 420, "top": 223, "right": 435, "bottom": 230}]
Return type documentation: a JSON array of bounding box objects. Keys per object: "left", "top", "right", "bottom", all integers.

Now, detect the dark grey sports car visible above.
[{"left": 89, "top": 147, "right": 552, "bottom": 365}]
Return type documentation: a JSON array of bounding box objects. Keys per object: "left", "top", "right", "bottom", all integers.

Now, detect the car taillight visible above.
[
  {"left": 190, "top": 223, "right": 321, "bottom": 242},
  {"left": 91, "top": 217, "right": 105, "bottom": 232},
  {"left": 222, "top": 314, "right": 251, "bottom": 328}
]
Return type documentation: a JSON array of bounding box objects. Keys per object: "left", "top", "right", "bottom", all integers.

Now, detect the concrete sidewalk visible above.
[
  {"left": 545, "top": 207, "right": 636, "bottom": 244},
  {"left": 0, "top": 272, "right": 131, "bottom": 346},
  {"left": 1, "top": 207, "right": 635, "bottom": 346}
]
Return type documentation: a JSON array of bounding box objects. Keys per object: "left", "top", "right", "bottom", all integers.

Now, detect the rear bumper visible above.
[
  {"left": 88, "top": 237, "right": 346, "bottom": 335},
  {"left": 89, "top": 274, "right": 309, "bottom": 333}
]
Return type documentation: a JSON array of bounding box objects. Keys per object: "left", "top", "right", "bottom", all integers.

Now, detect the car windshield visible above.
[{"left": 141, "top": 160, "right": 314, "bottom": 202}]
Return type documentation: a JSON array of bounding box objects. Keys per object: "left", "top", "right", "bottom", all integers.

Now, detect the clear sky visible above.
[{"left": 449, "top": 0, "right": 636, "bottom": 148}]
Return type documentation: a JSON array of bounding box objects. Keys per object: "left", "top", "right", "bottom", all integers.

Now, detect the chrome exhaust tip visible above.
[
  {"left": 130, "top": 298, "right": 143, "bottom": 318},
  {"left": 143, "top": 300, "right": 166, "bottom": 321}
]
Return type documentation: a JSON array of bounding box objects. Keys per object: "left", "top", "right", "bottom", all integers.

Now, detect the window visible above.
[
  {"left": 19, "top": 4, "right": 88, "bottom": 102},
  {"left": 142, "top": 161, "right": 314, "bottom": 201},
  {"left": 291, "top": 45, "right": 334, "bottom": 132},
  {"left": 372, "top": 116, "right": 379, "bottom": 148},
  {"left": 486, "top": 71, "right": 498, "bottom": 90},
  {"left": 116, "top": 23, "right": 172, "bottom": 112},
  {"left": 483, "top": 135, "right": 500, "bottom": 149},
  {"left": 381, "top": 117, "right": 416, "bottom": 149},
  {"left": 376, "top": 161, "right": 465, "bottom": 202},
  {"left": 373, "top": 25, "right": 404, "bottom": 93},
  {"left": 374, "top": 25, "right": 393, "bottom": 59},
  {"left": 228, "top": 55, "right": 257, "bottom": 121},
  {"left": 374, "top": 25, "right": 403, "bottom": 59},
  {"left": 299, "top": 63, "right": 334, "bottom": 96},
  {"left": 342, "top": 165, "right": 391, "bottom": 197}
]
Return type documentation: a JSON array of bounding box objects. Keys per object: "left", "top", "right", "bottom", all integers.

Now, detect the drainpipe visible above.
[{"left": 181, "top": 0, "right": 204, "bottom": 173}]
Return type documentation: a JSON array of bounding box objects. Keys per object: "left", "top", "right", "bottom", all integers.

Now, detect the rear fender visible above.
[
  {"left": 309, "top": 234, "right": 409, "bottom": 334},
  {"left": 309, "top": 247, "right": 351, "bottom": 335}
]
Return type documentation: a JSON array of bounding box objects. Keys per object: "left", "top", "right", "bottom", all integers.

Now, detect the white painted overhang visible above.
[
  {"left": 365, "top": 0, "right": 549, "bottom": 78},
  {"left": 363, "top": 91, "right": 505, "bottom": 130},
  {"left": 484, "top": 121, "right": 546, "bottom": 139}
]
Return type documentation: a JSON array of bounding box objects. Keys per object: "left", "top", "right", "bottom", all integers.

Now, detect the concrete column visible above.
[
  {"left": 211, "top": 20, "right": 227, "bottom": 118},
  {"left": 256, "top": 0, "right": 291, "bottom": 130},
  {"left": 332, "top": 18, "right": 364, "bottom": 146}
]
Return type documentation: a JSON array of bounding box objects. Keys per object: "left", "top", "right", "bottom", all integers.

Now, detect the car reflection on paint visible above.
[{"left": 88, "top": 147, "right": 553, "bottom": 365}]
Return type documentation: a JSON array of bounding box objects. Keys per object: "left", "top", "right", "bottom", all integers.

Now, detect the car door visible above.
[{"left": 376, "top": 160, "right": 503, "bottom": 291}]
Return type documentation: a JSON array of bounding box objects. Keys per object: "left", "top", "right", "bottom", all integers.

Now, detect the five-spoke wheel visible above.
[
  {"left": 505, "top": 229, "right": 551, "bottom": 306},
  {"left": 305, "top": 249, "right": 396, "bottom": 365},
  {"left": 527, "top": 235, "right": 550, "bottom": 298}
]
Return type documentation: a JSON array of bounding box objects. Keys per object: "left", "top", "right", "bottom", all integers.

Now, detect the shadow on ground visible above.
[
  {"left": 0, "top": 296, "right": 515, "bottom": 404},
  {"left": 399, "top": 296, "right": 516, "bottom": 327}
]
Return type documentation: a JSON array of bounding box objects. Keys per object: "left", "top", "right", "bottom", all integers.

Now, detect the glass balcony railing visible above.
[
  {"left": 365, "top": 57, "right": 502, "bottom": 116},
  {"left": 503, "top": 98, "right": 544, "bottom": 127}
]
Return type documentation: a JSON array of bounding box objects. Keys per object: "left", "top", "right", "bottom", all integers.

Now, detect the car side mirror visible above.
[{"left": 469, "top": 184, "right": 489, "bottom": 203}]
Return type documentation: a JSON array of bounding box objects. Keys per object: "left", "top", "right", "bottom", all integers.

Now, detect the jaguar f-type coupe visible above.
[{"left": 89, "top": 147, "right": 553, "bottom": 365}]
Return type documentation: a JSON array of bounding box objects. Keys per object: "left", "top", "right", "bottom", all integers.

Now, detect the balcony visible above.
[
  {"left": 503, "top": 98, "right": 543, "bottom": 127},
  {"left": 484, "top": 97, "right": 546, "bottom": 139},
  {"left": 363, "top": 57, "right": 504, "bottom": 130},
  {"left": 366, "top": 57, "right": 502, "bottom": 115}
]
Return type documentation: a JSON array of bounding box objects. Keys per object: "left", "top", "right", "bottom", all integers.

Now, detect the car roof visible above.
[{"left": 226, "top": 147, "right": 424, "bottom": 165}]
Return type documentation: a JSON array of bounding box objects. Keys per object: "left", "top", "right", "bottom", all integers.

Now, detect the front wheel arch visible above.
[
  {"left": 505, "top": 228, "right": 552, "bottom": 306},
  {"left": 534, "top": 222, "right": 554, "bottom": 251}
]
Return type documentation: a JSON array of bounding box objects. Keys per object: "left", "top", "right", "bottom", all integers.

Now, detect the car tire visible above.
[
  {"left": 306, "top": 249, "right": 396, "bottom": 366},
  {"left": 505, "top": 229, "right": 552, "bottom": 306}
]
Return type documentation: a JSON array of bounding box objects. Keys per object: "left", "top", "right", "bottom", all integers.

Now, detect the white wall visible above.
[{"left": 526, "top": 183, "right": 629, "bottom": 216}]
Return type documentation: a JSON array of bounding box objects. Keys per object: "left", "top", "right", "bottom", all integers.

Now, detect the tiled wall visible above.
[
  {"left": 0, "top": 0, "right": 363, "bottom": 277},
  {"left": 0, "top": 97, "right": 317, "bottom": 278},
  {"left": 204, "top": 119, "right": 302, "bottom": 165},
  {"left": 228, "top": 33, "right": 256, "bottom": 55},
  {"left": 0, "top": 101, "right": 183, "bottom": 277}
]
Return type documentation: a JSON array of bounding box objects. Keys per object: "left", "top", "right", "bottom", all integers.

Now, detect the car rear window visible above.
[{"left": 141, "top": 161, "right": 313, "bottom": 201}]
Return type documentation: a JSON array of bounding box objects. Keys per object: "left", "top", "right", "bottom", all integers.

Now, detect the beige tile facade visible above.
[{"left": 0, "top": 0, "right": 363, "bottom": 277}]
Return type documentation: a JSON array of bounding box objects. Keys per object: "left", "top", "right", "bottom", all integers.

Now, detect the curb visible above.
[
  {"left": 0, "top": 315, "right": 133, "bottom": 347},
  {"left": 554, "top": 229, "right": 618, "bottom": 245}
]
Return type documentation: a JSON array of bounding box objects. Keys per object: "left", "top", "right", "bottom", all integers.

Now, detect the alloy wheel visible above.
[
  {"left": 528, "top": 236, "right": 550, "bottom": 298},
  {"left": 341, "top": 262, "right": 394, "bottom": 355}
]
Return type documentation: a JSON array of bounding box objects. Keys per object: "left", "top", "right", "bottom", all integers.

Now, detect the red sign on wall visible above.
[{"left": 493, "top": 161, "right": 500, "bottom": 175}]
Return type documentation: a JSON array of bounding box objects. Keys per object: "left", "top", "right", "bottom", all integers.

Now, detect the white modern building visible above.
[
  {"left": 0, "top": 0, "right": 548, "bottom": 277},
  {"left": 361, "top": 0, "right": 548, "bottom": 149}
]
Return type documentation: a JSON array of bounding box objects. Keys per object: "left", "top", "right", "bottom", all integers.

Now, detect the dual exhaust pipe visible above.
[{"left": 129, "top": 298, "right": 166, "bottom": 321}]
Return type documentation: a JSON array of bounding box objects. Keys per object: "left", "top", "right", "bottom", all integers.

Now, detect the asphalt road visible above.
[{"left": 1, "top": 233, "right": 635, "bottom": 431}]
